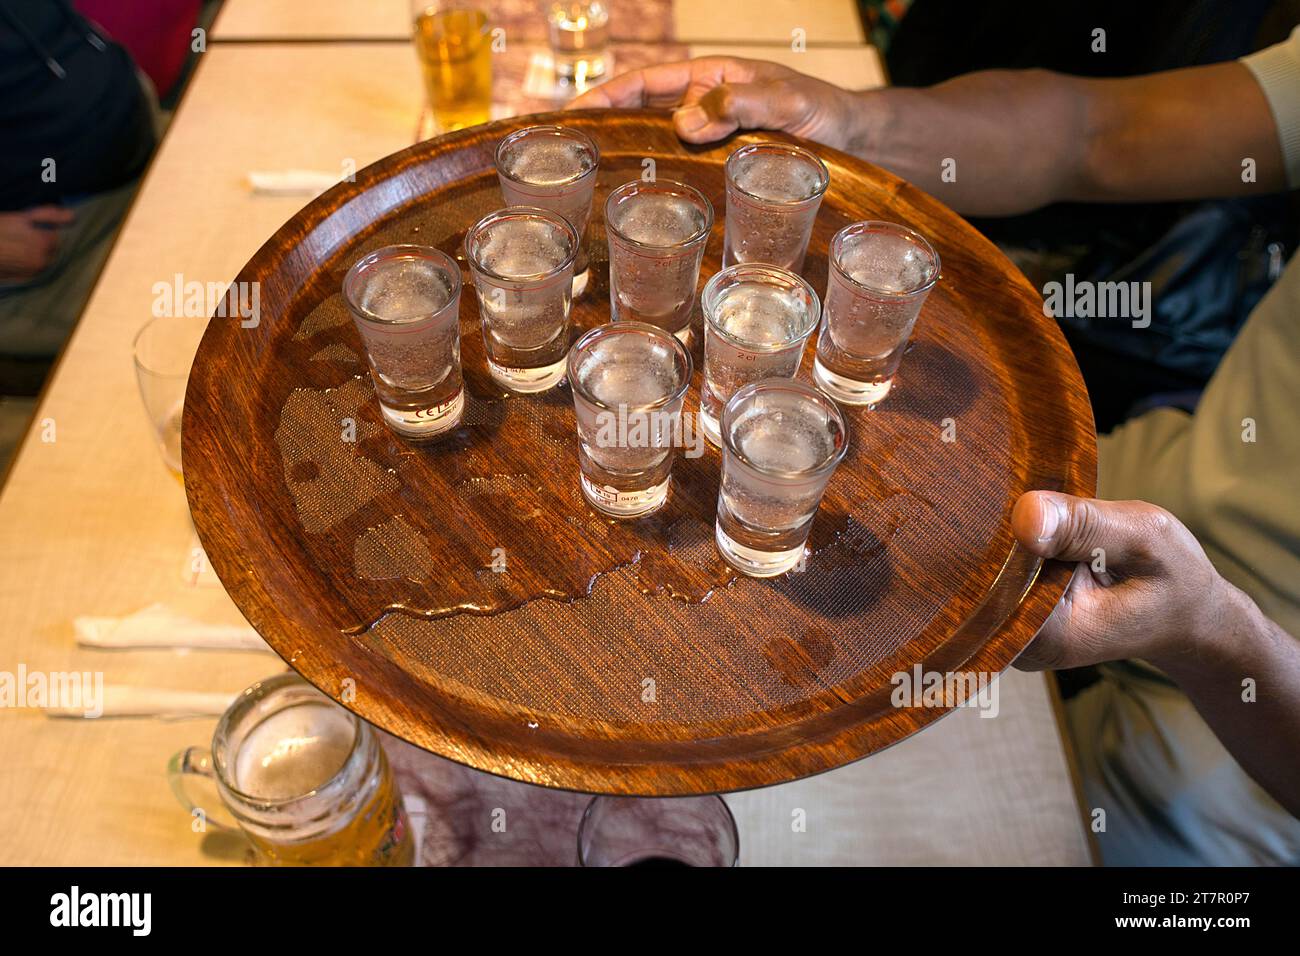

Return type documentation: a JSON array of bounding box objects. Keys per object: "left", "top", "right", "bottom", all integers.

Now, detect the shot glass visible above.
[
  {"left": 723, "top": 142, "right": 829, "bottom": 273},
  {"left": 716, "top": 378, "right": 849, "bottom": 577},
  {"left": 567, "top": 321, "right": 692, "bottom": 518},
  {"left": 465, "top": 206, "right": 578, "bottom": 393},
  {"left": 577, "top": 796, "right": 739, "bottom": 867},
  {"left": 813, "top": 221, "right": 940, "bottom": 406},
  {"left": 495, "top": 124, "right": 600, "bottom": 296},
  {"left": 605, "top": 179, "right": 713, "bottom": 342},
  {"left": 343, "top": 244, "right": 465, "bottom": 440},
  {"left": 699, "top": 263, "right": 820, "bottom": 447}
]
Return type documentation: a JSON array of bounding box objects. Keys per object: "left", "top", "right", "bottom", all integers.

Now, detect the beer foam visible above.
[{"left": 233, "top": 702, "right": 355, "bottom": 800}]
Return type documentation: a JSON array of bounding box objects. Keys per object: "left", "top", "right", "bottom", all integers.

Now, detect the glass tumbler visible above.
[
  {"left": 411, "top": 2, "right": 493, "bottom": 134},
  {"left": 716, "top": 378, "right": 849, "bottom": 576},
  {"left": 133, "top": 316, "right": 208, "bottom": 482},
  {"left": 723, "top": 142, "right": 829, "bottom": 273},
  {"left": 605, "top": 179, "right": 713, "bottom": 342},
  {"left": 495, "top": 124, "right": 599, "bottom": 296},
  {"left": 567, "top": 321, "right": 692, "bottom": 518},
  {"left": 466, "top": 206, "right": 578, "bottom": 393},
  {"left": 547, "top": 1, "right": 611, "bottom": 83},
  {"left": 699, "top": 263, "right": 820, "bottom": 447},
  {"left": 577, "top": 796, "right": 739, "bottom": 867},
  {"left": 812, "top": 221, "right": 940, "bottom": 406},
  {"left": 343, "top": 244, "right": 465, "bottom": 441}
]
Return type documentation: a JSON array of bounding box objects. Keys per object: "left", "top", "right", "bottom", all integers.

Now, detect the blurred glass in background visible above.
[{"left": 411, "top": 1, "right": 493, "bottom": 133}]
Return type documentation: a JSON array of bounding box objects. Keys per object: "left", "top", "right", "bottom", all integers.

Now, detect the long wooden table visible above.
[
  {"left": 210, "top": 0, "right": 869, "bottom": 45},
  {"left": 0, "top": 42, "right": 1092, "bottom": 865}
]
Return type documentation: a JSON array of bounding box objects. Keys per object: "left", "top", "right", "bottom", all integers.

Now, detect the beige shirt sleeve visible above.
[
  {"left": 1097, "top": 30, "right": 1300, "bottom": 637},
  {"left": 1098, "top": 253, "right": 1300, "bottom": 640},
  {"left": 1241, "top": 25, "right": 1300, "bottom": 188}
]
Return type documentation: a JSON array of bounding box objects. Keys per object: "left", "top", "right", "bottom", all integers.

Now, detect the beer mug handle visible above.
[{"left": 168, "top": 746, "right": 238, "bottom": 832}]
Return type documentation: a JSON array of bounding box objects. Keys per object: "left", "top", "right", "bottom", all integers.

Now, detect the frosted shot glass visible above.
[
  {"left": 343, "top": 244, "right": 465, "bottom": 440},
  {"left": 812, "top": 221, "right": 940, "bottom": 406},
  {"left": 465, "top": 206, "right": 578, "bottom": 393},
  {"left": 567, "top": 321, "right": 692, "bottom": 518},
  {"left": 699, "top": 263, "right": 820, "bottom": 447},
  {"left": 605, "top": 179, "right": 713, "bottom": 342},
  {"left": 495, "top": 124, "right": 599, "bottom": 295},
  {"left": 722, "top": 142, "right": 829, "bottom": 273},
  {"left": 715, "top": 378, "right": 849, "bottom": 577}
]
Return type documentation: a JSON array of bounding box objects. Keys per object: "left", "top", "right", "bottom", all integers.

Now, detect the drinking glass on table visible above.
[
  {"left": 567, "top": 321, "right": 691, "bottom": 518},
  {"left": 699, "top": 263, "right": 820, "bottom": 447},
  {"left": 466, "top": 206, "right": 577, "bottom": 393},
  {"left": 813, "top": 221, "right": 940, "bottom": 406},
  {"left": 605, "top": 179, "right": 713, "bottom": 342},
  {"left": 715, "top": 379, "right": 849, "bottom": 577},
  {"left": 168, "top": 673, "right": 414, "bottom": 866},
  {"left": 577, "top": 796, "right": 739, "bottom": 867},
  {"left": 723, "top": 142, "right": 829, "bottom": 273},
  {"left": 411, "top": 1, "right": 493, "bottom": 133},
  {"left": 343, "top": 244, "right": 465, "bottom": 441},
  {"left": 495, "top": 124, "right": 599, "bottom": 296},
  {"left": 133, "top": 316, "right": 208, "bottom": 482},
  {"left": 547, "top": 1, "right": 611, "bottom": 85}
]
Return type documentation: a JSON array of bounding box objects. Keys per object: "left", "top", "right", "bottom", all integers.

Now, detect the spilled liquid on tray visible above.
[
  {"left": 280, "top": 299, "right": 940, "bottom": 637},
  {"left": 265, "top": 182, "right": 1004, "bottom": 650}
]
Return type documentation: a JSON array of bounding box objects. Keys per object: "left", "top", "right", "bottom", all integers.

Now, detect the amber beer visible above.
[
  {"left": 241, "top": 741, "right": 415, "bottom": 867},
  {"left": 412, "top": 4, "right": 492, "bottom": 132},
  {"left": 170, "top": 674, "right": 415, "bottom": 866}
]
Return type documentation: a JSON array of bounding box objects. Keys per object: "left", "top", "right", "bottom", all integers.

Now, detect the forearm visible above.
[
  {"left": 1156, "top": 581, "right": 1300, "bottom": 817},
  {"left": 848, "top": 70, "right": 1085, "bottom": 216},
  {"left": 847, "top": 62, "right": 1286, "bottom": 217}
]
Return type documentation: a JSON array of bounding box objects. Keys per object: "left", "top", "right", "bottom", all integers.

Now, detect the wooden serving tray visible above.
[{"left": 184, "top": 110, "right": 1095, "bottom": 795}]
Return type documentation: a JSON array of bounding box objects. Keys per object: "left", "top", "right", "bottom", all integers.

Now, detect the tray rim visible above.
[{"left": 184, "top": 108, "right": 1097, "bottom": 795}]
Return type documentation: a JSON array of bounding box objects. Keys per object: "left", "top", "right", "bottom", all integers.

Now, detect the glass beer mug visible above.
[{"left": 169, "top": 673, "right": 414, "bottom": 866}]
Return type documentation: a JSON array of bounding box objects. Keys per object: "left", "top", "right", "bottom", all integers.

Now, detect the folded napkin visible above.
[
  {"left": 247, "top": 169, "right": 342, "bottom": 197},
  {"left": 75, "top": 603, "right": 271, "bottom": 653},
  {"left": 44, "top": 685, "right": 236, "bottom": 719}
]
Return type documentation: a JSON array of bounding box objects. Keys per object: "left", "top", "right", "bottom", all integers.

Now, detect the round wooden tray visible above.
[{"left": 184, "top": 110, "right": 1095, "bottom": 795}]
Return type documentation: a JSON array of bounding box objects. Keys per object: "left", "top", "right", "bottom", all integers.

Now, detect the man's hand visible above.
[
  {"left": 568, "top": 57, "right": 866, "bottom": 153},
  {"left": 1011, "top": 491, "right": 1228, "bottom": 671},
  {"left": 1013, "top": 490, "right": 1300, "bottom": 815},
  {"left": 0, "top": 206, "right": 74, "bottom": 282},
  {"left": 571, "top": 56, "right": 1283, "bottom": 216}
]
